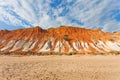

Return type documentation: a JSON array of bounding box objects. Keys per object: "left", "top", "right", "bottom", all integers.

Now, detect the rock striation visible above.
[{"left": 0, "top": 26, "right": 120, "bottom": 54}]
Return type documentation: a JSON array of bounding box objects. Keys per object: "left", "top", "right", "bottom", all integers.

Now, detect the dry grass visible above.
[{"left": 0, "top": 55, "right": 120, "bottom": 80}]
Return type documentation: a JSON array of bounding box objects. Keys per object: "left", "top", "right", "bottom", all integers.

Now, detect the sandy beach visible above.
[{"left": 0, "top": 55, "right": 120, "bottom": 80}]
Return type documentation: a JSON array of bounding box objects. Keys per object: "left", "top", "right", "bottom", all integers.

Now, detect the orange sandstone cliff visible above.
[{"left": 0, "top": 26, "right": 120, "bottom": 54}]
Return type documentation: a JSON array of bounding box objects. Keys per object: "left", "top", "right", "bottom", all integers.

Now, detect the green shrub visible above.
[
  {"left": 58, "top": 52, "right": 64, "bottom": 55},
  {"left": 108, "top": 51, "right": 120, "bottom": 55},
  {"left": 48, "top": 52, "right": 64, "bottom": 55},
  {"left": 87, "top": 52, "right": 96, "bottom": 55},
  {"left": 49, "top": 52, "right": 57, "bottom": 55},
  {"left": 37, "top": 52, "right": 43, "bottom": 56},
  {"left": 4, "top": 52, "right": 11, "bottom": 55},
  {"left": 63, "top": 35, "right": 70, "bottom": 41},
  {"left": 97, "top": 52, "right": 104, "bottom": 55},
  {"left": 67, "top": 52, "right": 77, "bottom": 55}
]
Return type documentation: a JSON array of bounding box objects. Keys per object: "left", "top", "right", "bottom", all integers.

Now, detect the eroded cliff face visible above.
[{"left": 0, "top": 26, "right": 120, "bottom": 54}]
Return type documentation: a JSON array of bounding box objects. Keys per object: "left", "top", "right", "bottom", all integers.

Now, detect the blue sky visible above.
[{"left": 0, "top": 0, "right": 120, "bottom": 32}]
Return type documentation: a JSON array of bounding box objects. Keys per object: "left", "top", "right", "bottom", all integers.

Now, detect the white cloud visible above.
[
  {"left": 0, "top": 0, "right": 120, "bottom": 32},
  {"left": 103, "top": 20, "right": 120, "bottom": 32},
  {"left": 0, "top": 7, "right": 23, "bottom": 26}
]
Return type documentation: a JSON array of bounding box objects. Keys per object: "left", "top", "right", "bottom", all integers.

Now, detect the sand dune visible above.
[{"left": 0, "top": 55, "right": 120, "bottom": 80}]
